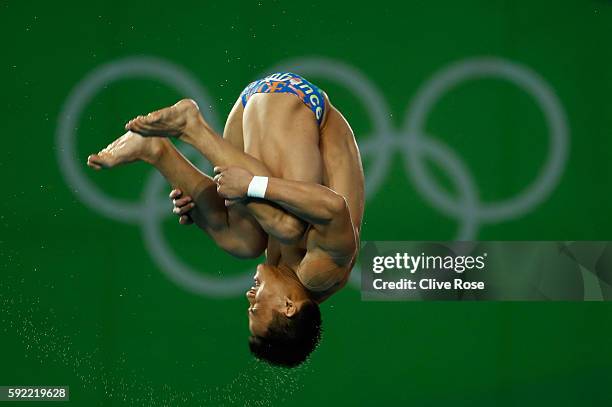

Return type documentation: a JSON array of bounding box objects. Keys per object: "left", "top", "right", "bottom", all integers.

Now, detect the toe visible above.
[
  {"left": 90, "top": 151, "right": 115, "bottom": 168},
  {"left": 87, "top": 154, "right": 104, "bottom": 170},
  {"left": 147, "top": 110, "right": 162, "bottom": 122},
  {"left": 126, "top": 118, "right": 138, "bottom": 131},
  {"left": 129, "top": 121, "right": 145, "bottom": 134}
]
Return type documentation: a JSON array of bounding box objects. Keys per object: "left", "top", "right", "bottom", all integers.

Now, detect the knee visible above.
[
  {"left": 221, "top": 234, "right": 267, "bottom": 259},
  {"left": 271, "top": 214, "right": 307, "bottom": 244}
]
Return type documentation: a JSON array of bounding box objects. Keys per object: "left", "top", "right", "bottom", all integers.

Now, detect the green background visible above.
[{"left": 2, "top": 0, "right": 612, "bottom": 405}]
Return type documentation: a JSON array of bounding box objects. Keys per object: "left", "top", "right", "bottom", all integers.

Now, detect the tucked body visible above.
[{"left": 87, "top": 72, "right": 365, "bottom": 367}]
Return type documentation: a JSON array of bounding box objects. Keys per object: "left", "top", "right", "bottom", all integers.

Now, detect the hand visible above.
[
  {"left": 213, "top": 166, "right": 253, "bottom": 203},
  {"left": 169, "top": 188, "right": 194, "bottom": 225}
]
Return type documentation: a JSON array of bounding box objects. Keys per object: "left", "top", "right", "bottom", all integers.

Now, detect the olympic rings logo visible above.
[{"left": 56, "top": 56, "right": 569, "bottom": 297}]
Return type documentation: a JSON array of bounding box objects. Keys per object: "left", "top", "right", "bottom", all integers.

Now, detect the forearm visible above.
[
  {"left": 244, "top": 199, "right": 307, "bottom": 243},
  {"left": 264, "top": 177, "right": 345, "bottom": 225},
  {"left": 262, "top": 176, "right": 356, "bottom": 258}
]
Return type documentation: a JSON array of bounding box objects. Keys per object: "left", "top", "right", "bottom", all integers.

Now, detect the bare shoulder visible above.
[{"left": 297, "top": 249, "right": 353, "bottom": 295}]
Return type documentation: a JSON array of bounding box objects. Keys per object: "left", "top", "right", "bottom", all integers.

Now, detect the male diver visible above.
[{"left": 87, "top": 72, "right": 364, "bottom": 367}]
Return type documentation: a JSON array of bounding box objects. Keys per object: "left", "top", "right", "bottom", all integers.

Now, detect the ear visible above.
[{"left": 282, "top": 297, "right": 298, "bottom": 318}]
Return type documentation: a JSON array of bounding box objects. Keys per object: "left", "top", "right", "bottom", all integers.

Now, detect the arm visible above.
[
  {"left": 265, "top": 178, "right": 346, "bottom": 225},
  {"left": 215, "top": 166, "right": 357, "bottom": 260},
  {"left": 267, "top": 177, "right": 357, "bottom": 261}
]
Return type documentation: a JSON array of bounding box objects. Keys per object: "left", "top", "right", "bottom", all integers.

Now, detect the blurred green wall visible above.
[{"left": 2, "top": 0, "right": 612, "bottom": 405}]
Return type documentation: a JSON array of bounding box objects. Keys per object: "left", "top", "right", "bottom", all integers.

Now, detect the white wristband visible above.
[{"left": 247, "top": 176, "right": 268, "bottom": 199}]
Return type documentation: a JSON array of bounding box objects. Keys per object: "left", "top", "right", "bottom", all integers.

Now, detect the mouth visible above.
[{"left": 247, "top": 287, "right": 256, "bottom": 298}]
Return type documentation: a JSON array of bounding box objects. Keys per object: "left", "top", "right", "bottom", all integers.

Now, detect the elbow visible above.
[{"left": 323, "top": 193, "right": 349, "bottom": 221}]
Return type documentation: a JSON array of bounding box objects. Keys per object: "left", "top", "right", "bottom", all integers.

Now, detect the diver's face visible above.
[{"left": 246, "top": 264, "right": 294, "bottom": 336}]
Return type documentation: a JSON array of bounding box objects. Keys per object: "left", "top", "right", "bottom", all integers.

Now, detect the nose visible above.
[{"left": 255, "top": 265, "right": 264, "bottom": 281}]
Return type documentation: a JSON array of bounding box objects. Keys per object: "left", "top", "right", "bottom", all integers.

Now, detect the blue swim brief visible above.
[{"left": 240, "top": 72, "right": 326, "bottom": 127}]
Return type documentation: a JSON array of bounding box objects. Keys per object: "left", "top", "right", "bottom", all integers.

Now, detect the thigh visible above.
[
  {"left": 222, "top": 98, "right": 246, "bottom": 151},
  {"left": 219, "top": 98, "right": 268, "bottom": 250},
  {"left": 242, "top": 93, "right": 323, "bottom": 183}
]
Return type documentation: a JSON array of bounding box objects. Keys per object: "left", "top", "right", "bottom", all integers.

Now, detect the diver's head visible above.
[{"left": 246, "top": 264, "right": 322, "bottom": 367}]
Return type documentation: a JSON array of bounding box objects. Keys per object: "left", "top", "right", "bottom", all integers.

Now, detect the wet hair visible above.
[{"left": 248, "top": 300, "right": 322, "bottom": 368}]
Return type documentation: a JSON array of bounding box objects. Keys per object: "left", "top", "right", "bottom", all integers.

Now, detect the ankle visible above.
[
  {"left": 144, "top": 138, "right": 168, "bottom": 165},
  {"left": 182, "top": 115, "right": 216, "bottom": 145}
]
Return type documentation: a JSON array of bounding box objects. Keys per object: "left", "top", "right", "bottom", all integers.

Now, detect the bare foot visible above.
[
  {"left": 87, "top": 131, "right": 163, "bottom": 170},
  {"left": 125, "top": 99, "right": 202, "bottom": 140}
]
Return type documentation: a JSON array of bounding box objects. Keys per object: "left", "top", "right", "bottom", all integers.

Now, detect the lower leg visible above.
[
  {"left": 87, "top": 132, "right": 225, "bottom": 226},
  {"left": 124, "top": 99, "right": 309, "bottom": 243},
  {"left": 151, "top": 139, "right": 268, "bottom": 257},
  {"left": 88, "top": 132, "right": 266, "bottom": 257},
  {"left": 126, "top": 99, "right": 274, "bottom": 176}
]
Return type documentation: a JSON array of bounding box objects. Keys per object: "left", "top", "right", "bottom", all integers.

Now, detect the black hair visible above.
[{"left": 248, "top": 300, "right": 322, "bottom": 368}]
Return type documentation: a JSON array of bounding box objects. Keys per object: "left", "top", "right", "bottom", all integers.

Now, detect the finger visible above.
[
  {"left": 172, "top": 203, "right": 193, "bottom": 215},
  {"left": 169, "top": 189, "right": 182, "bottom": 199},
  {"left": 179, "top": 215, "right": 194, "bottom": 225},
  {"left": 225, "top": 199, "right": 239, "bottom": 207},
  {"left": 173, "top": 196, "right": 192, "bottom": 207},
  {"left": 175, "top": 202, "right": 195, "bottom": 215}
]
